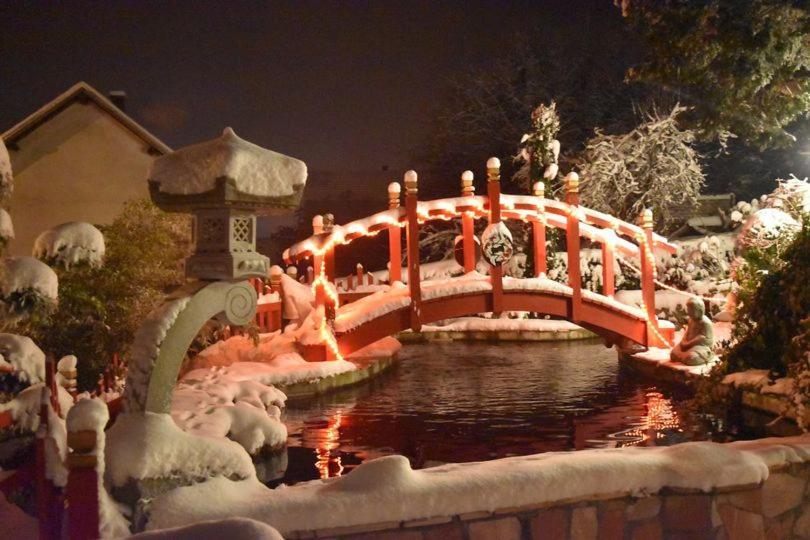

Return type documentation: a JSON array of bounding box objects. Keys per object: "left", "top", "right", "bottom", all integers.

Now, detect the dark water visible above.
[{"left": 260, "top": 340, "right": 790, "bottom": 485}]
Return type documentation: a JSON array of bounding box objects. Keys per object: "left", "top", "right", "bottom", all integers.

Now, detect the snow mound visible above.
[
  {"left": 105, "top": 412, "right": 256, "bottom": 488},
  {"left": 279, "top": 273, "right": 313, "bottom": 321},
  {"left": 66, "top": 396, "right": 109, "bottom": 433},
  {"left": 0, "top": 208, "right": 14, "bottom": 242},
  {"left": 2, "top": 256, "right": 58, "bottom": 300},
  {"left": 0, "top": 383, "right": 73, "bottom": 431},
  {"left": 33, "top": 221, "right": 105, "bottom": 267},
  {"left": 0, "top": 333, "right": 45, "bottom": 383},
  {"left": 172, "top": 366, "right": 287, "bottom": 455},
  {"left": 133, "top": 518, "right": 283, "bottom": 540},
  {"left": 150, "top": 127, "right": 307, "bottom": 198}
]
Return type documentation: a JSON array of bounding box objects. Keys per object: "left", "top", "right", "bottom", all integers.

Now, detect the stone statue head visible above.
[{"left": 687, "top": 297, "right": 705, "bottom": 320}]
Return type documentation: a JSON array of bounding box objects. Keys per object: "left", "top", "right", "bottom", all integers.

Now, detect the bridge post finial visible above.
[
  {"left": 461, "top": 170, "right": 475, "bottom": 196},
  {"left": 533, "top": 181, "right": 545, "bottom": 198},
  {"left": 404, "top": 170, "right": 422, "bottom": 331},
  {"left": 312, "top": 214, "right": 324, "bottom": 235},
  {"left": 388, "top": 182, "right": 401, "bottom": 209},
  {"left": 564, "top": 172, "right": 580, "bottom": 206}
]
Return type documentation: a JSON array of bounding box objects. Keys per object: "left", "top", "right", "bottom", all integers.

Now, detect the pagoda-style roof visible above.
[{"left": 148, "top": 128, "right": 307, "bottom": 215}]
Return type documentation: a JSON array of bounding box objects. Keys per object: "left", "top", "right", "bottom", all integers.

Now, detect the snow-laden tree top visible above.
[
  {"left": 33, "top": 221, "right": 105, "bottom": 268},
  {"left": 2, "top": 256, "right": 58, "bottom": 300},
  {"left": 150, "top": 127, "right": 307, "bottom": 198},
  {"left": 0, "top": 208, "right": 14, "bottom": 242},
  {"left": 0, "top": 138, "right": 11, "bottom": 201},
  {"left": 0, "top": 333, "right": 45, "bottom": 383}
]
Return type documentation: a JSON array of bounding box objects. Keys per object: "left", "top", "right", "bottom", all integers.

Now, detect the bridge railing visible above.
[{"left": 281, "top": 159, "right": 675, "bottom": 355}]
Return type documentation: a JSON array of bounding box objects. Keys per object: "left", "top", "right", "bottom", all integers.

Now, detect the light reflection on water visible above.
[{"left": 273, "top": 340, "right": 703, "bottom": 485}]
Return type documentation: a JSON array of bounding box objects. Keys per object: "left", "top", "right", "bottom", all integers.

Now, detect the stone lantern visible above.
[
  {"left": 148, "top": 127, "right": 307, "bottom": 281},
  {"left": 123, "top": 128, "right": 307, "bottom": 415}
]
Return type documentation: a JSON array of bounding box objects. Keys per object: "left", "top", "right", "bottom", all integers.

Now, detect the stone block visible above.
[
  {"left": 794, "top": 502, "right": 810, "bottom": 539},
  {"left": 717, "top": 503, "right": 765, "bottom": 540},
  {"left": 764, "top": 512, "right": 796, "bottom": 540},
  {"left": 344, "top": 530, "right": 422, "bottom": 540},
  {"left": 722, "top": 489, "right": 762, "bottom": 514},
  {"left": 762, "top": 473, "right": 805, "bottom": 518},
  {"left": 530, "top": 508, "right": 569, "bottom": 539},
  {"left": 630, "top": 518, "right": 662, "bottom": 540},
  {"left": 597, "top": 506, "right": 625, "bottom": 540},
  {"left": 467, "top": 517, "right": 522, "bottom": 540},
  {"left": 570, "top": 506, "right": 598, "bottom": 540},
  {"left": 663, "top": 494, "right": 713, "bottom": 532},
  {"left": 626, "top": 497, "right": 661, "bottom": 521}
]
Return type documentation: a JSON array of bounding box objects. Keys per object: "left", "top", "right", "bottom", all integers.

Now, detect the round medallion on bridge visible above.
[{"left": 481, "top": 222, "right": 513, "bottom": 266}]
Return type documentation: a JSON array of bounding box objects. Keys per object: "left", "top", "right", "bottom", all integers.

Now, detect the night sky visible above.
[{"left": 0, "top": 0, "right": 623, "bottom": 172}]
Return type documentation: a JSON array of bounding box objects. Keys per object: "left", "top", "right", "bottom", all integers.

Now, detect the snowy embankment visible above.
[{"left": 145, "top": 436, "right": 810, "bottom": 535}]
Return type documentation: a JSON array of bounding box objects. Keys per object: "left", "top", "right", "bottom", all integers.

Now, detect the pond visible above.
[{"left": 262, "top": 339, "right": 792, "bottom": 486}]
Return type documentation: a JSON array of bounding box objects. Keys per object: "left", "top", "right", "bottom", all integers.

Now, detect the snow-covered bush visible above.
[
  {"left": 577, "top": 105, "right": 704, "bottom": 234},
  {"left": 0, "top": 256, "right": 58, "bottom": 328},
  {"left": 28, "top": 199, "right": 191, "bottom": 391},
  {"left": 0, "top": 139, "right": 13, "bottom": 205},
  {"left": 725, "top": 222, "right": 809, "bottom": 377},
  {"left": 0, "top": 209, "right": 14, "bottom": 250},
  {"left": 33, "top": 222, "right": 105, "bottom": 268},
  {"left": 513, "top": 101, "right": 561, "bottom": 191}
]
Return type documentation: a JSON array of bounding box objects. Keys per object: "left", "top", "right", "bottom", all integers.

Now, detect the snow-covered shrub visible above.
[
  {"left": 0, "top": 209, "right": 14, "bottom": 250},
  {"left": 513, "top": 101, "right": 561, "bottom": 192},
  {"left": 725, "top": 222, "right": 810, "bottom": 377},
  {"left": 0, "top": 334, "right": 45, "bottom": 405},
  {"left": 0, "top": 256, "right": 58, "bottom": 328},
  {"left": 28, "top": 199, "right": 191, "bottom": 391},
  {"left": 33, "top": 222, "right": 105, "bottom": 268},
  {"left": 577, "top": 105, "right": 704, "bottom": 234}
]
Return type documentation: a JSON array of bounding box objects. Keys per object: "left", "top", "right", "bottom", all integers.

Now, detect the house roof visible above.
[{"left": 2, "top": 81, "right": 172, "bottom": 155}]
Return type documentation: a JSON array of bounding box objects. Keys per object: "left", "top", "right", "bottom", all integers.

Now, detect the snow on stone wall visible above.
[
  {"left": 150, "top": 128, "right": 307, "bottom": 198},
  {"left": 0, "top": 138, "right": 12, "bottom": 200},
  {"left": 2, "top": 256, "right": 58, "bottom": 300},
  {"left": 33, "top": 221, "right": 105, "bottom": 268}
]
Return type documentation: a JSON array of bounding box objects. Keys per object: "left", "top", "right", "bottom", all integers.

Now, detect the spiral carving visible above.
[{"left": 222, "top": 282, "right": 257, "bottom": 326}]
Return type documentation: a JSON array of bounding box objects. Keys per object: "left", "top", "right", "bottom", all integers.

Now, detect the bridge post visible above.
[
  {"left": 312, "top": 216, "right": 326, "bottom": 311},
  {"left": 461, "top": 170, "right": 477, "bottom": 273},
  {"left": 565, "top": 173, "right": 582, "bottom": 322},
  {"left": 404, "top": 170, "right": 422, "bottom": 332},
  {"left": 323, "top": 213, "right": 336, "bottom": 282},
  {"left": 640, "top": 209, "right": 662, "bottom": 347},
  {"left": 387, "top": 182, "right": 403, "bottom": 283},
  {"left": 487, "top": 158, "right": 504, "bottom": 314},
  {"left": 601, "top": 229, "right": 616, "bottom": 297},
  {"left": 532, "top": 181, "right": 547, "bottom": 277}
]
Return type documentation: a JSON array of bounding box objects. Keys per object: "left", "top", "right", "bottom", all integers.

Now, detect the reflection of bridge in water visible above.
[{"left": 280, "top": 159, "right": 677, "bottom": 360}]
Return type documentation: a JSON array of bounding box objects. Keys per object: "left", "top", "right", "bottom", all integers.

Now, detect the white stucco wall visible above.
[{"left": 6, "top": 100, "right": 157, "bottom": 255}]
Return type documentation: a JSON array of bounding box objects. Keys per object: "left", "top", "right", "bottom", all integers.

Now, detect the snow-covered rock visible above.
[
  {"left": 2, "top": 256, "right": 58, "bottom": 300},
  {"left": 33, "top": 221, "right": 105, "bottom": 268},
  {"left": 150, "top": 127, "right": 307, "bottom": 198},
  {"left": 0, "top": 208, "right": 14, "bottom": 243},
  {"left": 0, "top": 333, "right": 45, "bottom": 383},
  {"left": 105, "top": 412, "right": 256, "bottom": 488}
]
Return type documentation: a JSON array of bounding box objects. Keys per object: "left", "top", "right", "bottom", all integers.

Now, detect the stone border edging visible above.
[
  {"left": 398, "top": 327, "right": 595, "bottom": 343},
  {"left": 278, "top": 354, "right": 398, "bottom": 401}
]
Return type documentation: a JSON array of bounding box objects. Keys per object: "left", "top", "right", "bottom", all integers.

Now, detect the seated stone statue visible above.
[{"left": 670, "top": 298, "right": 718, "bottom": 366}]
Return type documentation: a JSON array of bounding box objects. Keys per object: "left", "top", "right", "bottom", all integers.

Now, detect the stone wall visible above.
[{"left": 294, "top": 462, "right": 810, "bottom": 540}]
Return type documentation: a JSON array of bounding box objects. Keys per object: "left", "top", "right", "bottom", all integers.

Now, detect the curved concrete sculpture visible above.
[{"left": 124, "top": 280, "right": 257, "bottom": 413}]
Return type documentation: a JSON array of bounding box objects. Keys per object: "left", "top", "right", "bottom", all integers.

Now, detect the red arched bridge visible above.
[{"left": 275, "top": 159, "right": 676, "bottom": 361}]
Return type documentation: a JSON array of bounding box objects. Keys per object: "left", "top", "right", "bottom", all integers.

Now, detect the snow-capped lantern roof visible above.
[
  {"left": 0, "top": 208, "right": 14, "bottom": 243},
  {"left": 33, "top": 221, "right": 105, "bottom": 268},
  {"left": 148, "top": 127, "right": 307, "bottom": 216},
  {"left": 2, "top": 256, "right": 58, "bottom": 301}
]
